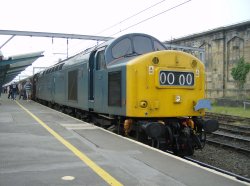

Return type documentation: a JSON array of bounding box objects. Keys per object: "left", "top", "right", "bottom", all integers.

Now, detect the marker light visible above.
[
  {"left": 174, "top": 95, "right": 181, "bottom": 103},
  {"left": 140, "top": 101, "right": 148, "bottom": 108}
]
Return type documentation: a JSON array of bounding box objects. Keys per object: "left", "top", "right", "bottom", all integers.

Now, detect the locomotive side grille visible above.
[
  {"left": 108, "top": 71, "right": 121, "bottom": 107},
  {"left": 68, "top": 70, "right": 78, "bottom": 100}
]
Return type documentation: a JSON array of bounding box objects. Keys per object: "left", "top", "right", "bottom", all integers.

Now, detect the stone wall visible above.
[{"left": 164, "top": 21, "right": 250, "bottom": 99}]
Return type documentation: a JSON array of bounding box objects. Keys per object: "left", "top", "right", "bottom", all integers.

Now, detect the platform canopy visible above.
[
  {"left": 0, "top": 51, "right": 44, "bottom": 85},
  {"left": 0, "top": 30, "right": 113, "bottom": 87}
]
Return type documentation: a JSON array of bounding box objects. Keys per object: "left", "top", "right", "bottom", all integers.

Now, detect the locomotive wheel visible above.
[{"left": 173, "top": 137, "right": 194, "bottom": 156}]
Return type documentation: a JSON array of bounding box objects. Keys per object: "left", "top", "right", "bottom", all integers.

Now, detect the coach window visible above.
[
  {"left": 96, "top": 50, "right": 106, "bottom": 70},
  {"left": 59, "top": 63, "right": 64, "bottom": 70},
  {"left": 68, "top": 70, "right": 78, "bottom": 101},
  {"left": 55, "top": 65, "right": 59, "bottom": 71}
]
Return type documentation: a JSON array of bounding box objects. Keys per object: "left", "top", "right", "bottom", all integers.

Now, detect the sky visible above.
[{"left": 0, "top": 0, "right": 250, "bottom": 80}]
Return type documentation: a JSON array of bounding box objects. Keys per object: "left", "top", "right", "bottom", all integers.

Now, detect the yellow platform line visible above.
[{"left": 16, "top": 101, "right": 123, "bottom": 186}]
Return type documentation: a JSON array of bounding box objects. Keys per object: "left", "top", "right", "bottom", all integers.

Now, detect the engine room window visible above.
[
  {"left": 133, "top": 36, "right": 153, "bottom": 54},
  {"left": 96, "top": 50, "right": 106, "bottom": 70},
  {"left": 108, "top": 71, "right": 121, "bottom": 107},
  {"left": 68, "top": 70, "right": 78, "bottom": 101},
  {"left": 112, "top": 38, "right": 132, "bottom": 59}
]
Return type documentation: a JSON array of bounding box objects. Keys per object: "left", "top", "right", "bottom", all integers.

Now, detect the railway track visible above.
[
  {"left": 205, "top": 112, "right": 250, "bottom": 155},
  {"left": 206, "top": 112, "right": 250, "bottom": 123},
  {"left": 179, "top": 113, "right": 250, "bottom": 180},
  {"left": 218, "top": 122, "right": 250, "bottom": 136},
  {"left": 206, "top": 131, "right": 250, "bottom": 155},
  {"left": 184, "top": 156, "right": 250, "bottom": 183}
]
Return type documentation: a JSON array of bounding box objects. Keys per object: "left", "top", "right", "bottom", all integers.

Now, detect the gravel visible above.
[{"left": 190, "top": 144, "right": 250, "bottom": 179}]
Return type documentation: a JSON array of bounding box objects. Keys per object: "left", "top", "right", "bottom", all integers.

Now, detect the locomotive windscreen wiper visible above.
[{"left": 123, "top": 51, "right": 140, "bottom": 58}]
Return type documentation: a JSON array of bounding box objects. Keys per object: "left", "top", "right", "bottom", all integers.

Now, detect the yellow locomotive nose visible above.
[{"left": 126, "top": 50, "right": 206, "bottom": 118}]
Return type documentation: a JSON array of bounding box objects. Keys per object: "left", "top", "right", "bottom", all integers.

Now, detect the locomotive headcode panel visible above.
[{"left": 158, "top": 70, "right": 195, "bottom": 87}]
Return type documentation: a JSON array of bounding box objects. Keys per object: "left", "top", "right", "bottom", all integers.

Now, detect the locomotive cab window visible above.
[
  {"left": 133, "top": 36, "right": 153, "bottom": 54},
  {"left": 112, "top": 38, "right": 132, "bottom": 59},
  {"left": 154, "top": 40, "right": 166, "bottom": 51},
  {"left": 96, "top": 50, "right": 106, "bottom": 70}
]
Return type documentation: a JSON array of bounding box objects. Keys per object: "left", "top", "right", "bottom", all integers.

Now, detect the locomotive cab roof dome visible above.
[{"left": 105, "top": 33, "right": 166, "bottom": 64}]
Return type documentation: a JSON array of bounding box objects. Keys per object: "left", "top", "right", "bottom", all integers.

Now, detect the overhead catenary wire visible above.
[
  {"left": 66, "top": 0, "right": 192, "bottom": 55},
  {"left": 67, "top": 0, "right": 168, "bottom": 54},
  {"left": 109, "top": 0, "right": 191, "bottom": 37},
  {"left": 71, "top": 0, "right": 192, "bottom": 55},
  {"left": 19, "top": 0, "right": 191, "bottom": 62},
  {"left": 96, "top": 0, "right": 166, "bottom": 35},
  {"left": 10, "top": 0, "right": 191, "bottom": 81},
  {"left": 22, "top": 0, "right": 192, "bottom": 59}
]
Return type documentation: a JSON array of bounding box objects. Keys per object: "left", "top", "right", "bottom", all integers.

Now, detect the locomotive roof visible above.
[
  {"left": 104, "top": 33, "right": 166, "bottom": 65},
  {"left": 62, "top": 33, "right": 166, "bottom": 67},
  {"left": 37, "top": 33, "right": 166, "bottom": 75}
]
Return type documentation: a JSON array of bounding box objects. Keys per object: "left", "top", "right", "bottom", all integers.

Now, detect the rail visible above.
[{"left": 184, "top": 156, "right": 250, "bottom": 183}]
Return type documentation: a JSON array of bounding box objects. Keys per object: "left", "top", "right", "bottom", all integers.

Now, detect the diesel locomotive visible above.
[{"left": 31, "top": 33, "right": 218, "bottom": 156}]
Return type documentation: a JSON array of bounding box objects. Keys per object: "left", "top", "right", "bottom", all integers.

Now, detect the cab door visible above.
[
  {"left": 88, "top": 51, "right": 96, "bottom": 110},
  {"left": 93, "top": 49, "right": 106, "bottom": 113}
]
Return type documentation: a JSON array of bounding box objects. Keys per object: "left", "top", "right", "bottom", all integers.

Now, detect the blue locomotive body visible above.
[{"left": 33, "top": 33, "right": 218, "bottom": 156}]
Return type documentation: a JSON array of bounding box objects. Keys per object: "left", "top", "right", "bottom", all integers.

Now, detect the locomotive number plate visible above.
[{"left": 159, "top": 71, "right": 194, "bottom": 86}]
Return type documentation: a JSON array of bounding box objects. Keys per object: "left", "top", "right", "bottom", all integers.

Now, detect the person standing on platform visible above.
[
  {"left": 24, "top": 80, "right": 32, "bottom": 101},
  {"left": 18, "top": 83, "right": 25, "bottom": 100},
  {"left": 11, "top": 82, "right": 18, "bottom": 100},
  {"left": 0, "top": 50, "right": 3, "bottom": 61},
  {"left": 4, "top": 87, "right": 7, "bottom": 93},
  {"left": 8, "top": 85, "right": 12, "bottom": 99}
]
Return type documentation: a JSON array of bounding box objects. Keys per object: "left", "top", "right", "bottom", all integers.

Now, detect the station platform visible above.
[{"left": 0, "top": 94, "right": 248, "bottom": 186}]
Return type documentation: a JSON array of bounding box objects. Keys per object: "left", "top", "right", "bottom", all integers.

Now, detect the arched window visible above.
[
  {"left": 227, "top": 36, "right": 244, "bottom": 81},
  {"left": 200, "top": 42, "right": 212, "bottom": 69}
]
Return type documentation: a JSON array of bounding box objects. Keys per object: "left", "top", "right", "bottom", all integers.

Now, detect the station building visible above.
[{"left": 164, "top": 21, "right": 250, "bottom": 99}]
